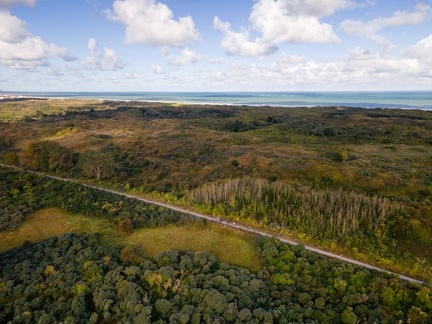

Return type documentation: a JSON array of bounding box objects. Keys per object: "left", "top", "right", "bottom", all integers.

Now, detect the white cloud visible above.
[
  {"left": 43, "top": 66, "right": 65, "bottom": 77},
  {"left": 151, "top": 64, "right": 165, "bottom": 74},
  {"left": 340, "top": 3, "right": 430, "bottom": 45},
  {"left": 249, "top": 0, "right": 349, "bottom": 43},
  {"left": 341, "top": 46, "right": 432, "bottom": 86},
  {"left": 202, "top": 57, "right": 340, "bottom": 89},
  {"left": 161, "top": 46, "right": 201, "bottom": 66},
  {"left": 0, "top": 9, "right": 27, "bottom": 42},
  {"left": 275, "top": 52, "right": 306, "bottom": 65},
  {"left": 404, "top": 34, "right": 432, "bottom": 58},
  {"left": 201, "top": 42, "right": 432, "bottom": 90},
  {"left": 84, "top": 38, "right": 125, "bottom": 71},
  {"left": 102, "top": 48, "right": 124, "bottom": 70},
  {"left": 106, "top": 0, "right": 200, "bottom": 47},
  {"left": 0, "top": 11, "right": 75, "bottom": 69},
  {"left": 213, "top": 16, "right": 277, "bottom": 57},
  {"left": 87, "top": 37, "right": 97, "bottom": 53},
  {"left": 209, "top": 57, "right": 225, "bottom": 64},
  {"left": 403, "top": 35, "right": 432, "bottom": 68},
  {"left": 107, "top": 72, "right": 146, "bottom": 81},
  {"left": 214, "top": 0, "right": 351, "bottom": 57}
]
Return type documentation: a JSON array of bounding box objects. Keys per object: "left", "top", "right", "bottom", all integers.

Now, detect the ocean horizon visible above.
[{"left": 1, "top": 91, "right": 432, "bottom": 110}]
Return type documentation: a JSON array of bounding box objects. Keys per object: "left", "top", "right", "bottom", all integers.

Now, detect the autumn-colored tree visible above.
[
  {"left": 23, "top": 141, "right": 76, "bottom": 172},
  {"left": 118, "top": 218, "right": 134, "bottom": 236}
]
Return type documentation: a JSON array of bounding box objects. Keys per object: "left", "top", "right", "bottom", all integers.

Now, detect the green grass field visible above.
[
  {"left": 0, "top": 208, "right": 74, "bottom": 252},
  {"left": 0, "top": 208, "right": 262, "bottom": 271},
  {"left": 129, "top": 224, "right": 261, "bottom": 271},
  {"left": 0, "top": 208, "right": 117, "bottom": 253}
]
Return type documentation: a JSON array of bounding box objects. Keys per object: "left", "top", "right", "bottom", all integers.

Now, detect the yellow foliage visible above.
[{"left": 43, "top": 265, "right": 56, "bottom": 277}]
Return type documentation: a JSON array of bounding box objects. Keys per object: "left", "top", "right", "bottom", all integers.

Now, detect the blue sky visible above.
[{"left": 1, "top": 0, "right": 432, "bottom": 91}]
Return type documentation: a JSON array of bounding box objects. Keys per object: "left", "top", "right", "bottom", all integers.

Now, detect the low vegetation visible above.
[
  {"left": 1, "top": 99, "right": 431, "bottom": 321},
  {"left": 2, "top": 100, "right": 429, "bottom": 279},
  {"left": 0, "top": 98, "right": 107, "bottom": 122}
]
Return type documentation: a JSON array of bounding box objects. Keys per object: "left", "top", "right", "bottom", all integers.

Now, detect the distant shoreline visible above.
[{"left": 1, "top": 91, "right": 432, "bottom": 110}]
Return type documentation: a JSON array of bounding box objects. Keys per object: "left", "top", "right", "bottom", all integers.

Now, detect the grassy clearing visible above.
[
  {"left": 0, "top": 208, "right": 75, "bottom": 252},
  {"left": 0, "top": 208, "right": 262, "bottom": 271},
  {"left": 0, "top": 208, "right": 118, "bottom": 253},
  {"left": 129, "top": 223, "right": 261, "bottom": 271}
]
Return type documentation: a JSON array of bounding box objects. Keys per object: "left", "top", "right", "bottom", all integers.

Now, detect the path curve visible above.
[{"left": 1, "top": 164, "right": 425, "bottom": 285}]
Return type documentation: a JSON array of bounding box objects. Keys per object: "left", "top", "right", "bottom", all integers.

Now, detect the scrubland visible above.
[{"left": 1, "top": 98, "right": 431, "bottom": 322}]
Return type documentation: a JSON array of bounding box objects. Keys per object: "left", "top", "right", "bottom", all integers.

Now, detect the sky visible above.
[{"left": 0, "top": 0, "right": 432, "bottom": 92}]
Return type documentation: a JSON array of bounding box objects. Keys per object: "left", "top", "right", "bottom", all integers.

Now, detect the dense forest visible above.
[
  {"left": 1, "top": 232, "right": 432, "bottom": 323},
  {"left": 0, "top": 99, "right": 432, "bottom": 321}
]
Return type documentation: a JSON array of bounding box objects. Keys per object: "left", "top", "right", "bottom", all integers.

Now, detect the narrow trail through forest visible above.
[{"left": 1, "top": 164, "right": 425, "bottom": 285}]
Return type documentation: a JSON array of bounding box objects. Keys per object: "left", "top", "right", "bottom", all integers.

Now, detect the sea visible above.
[{"left": 2, "top": 91, "right": 432, "bottom": 110}]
